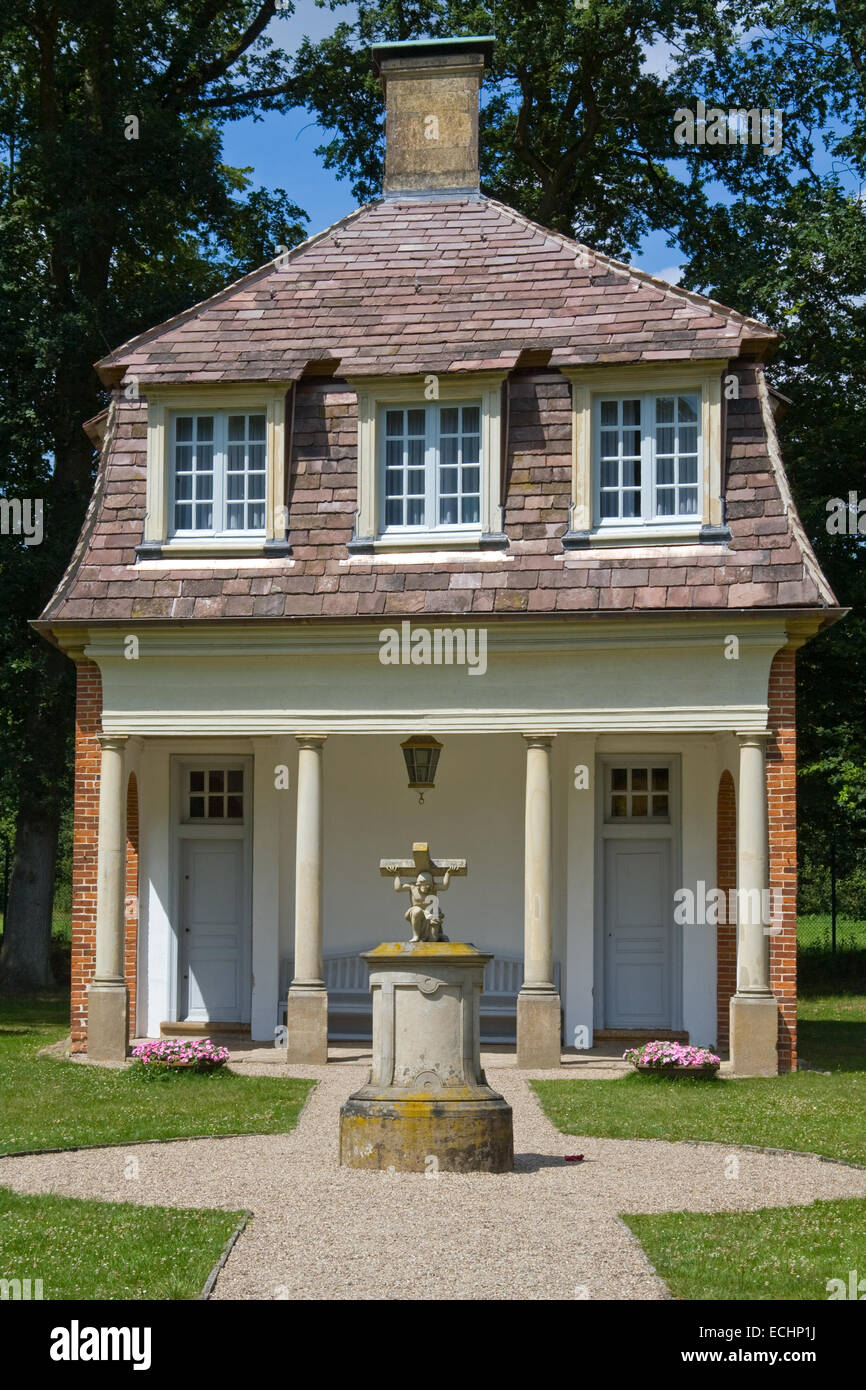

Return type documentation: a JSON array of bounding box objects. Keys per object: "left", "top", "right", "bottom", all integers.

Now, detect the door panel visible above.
[
  {"left": 604, "top": 839, "right": 672, "bottom": 1028},
  {"left": 181, "top": 839, "right": 247, "bottom": 1022}
]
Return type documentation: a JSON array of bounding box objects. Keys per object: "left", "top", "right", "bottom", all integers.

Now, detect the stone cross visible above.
[{"left": 380, "top": 842, "right": 467, "bottom": 943}]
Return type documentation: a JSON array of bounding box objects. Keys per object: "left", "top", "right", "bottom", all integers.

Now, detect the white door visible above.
[
  {"left": 181, "top": 839, "right": 247, "bottom": 1023},
  {"left": 604, "top": 839, "right": 672, "bottom": 1028}
]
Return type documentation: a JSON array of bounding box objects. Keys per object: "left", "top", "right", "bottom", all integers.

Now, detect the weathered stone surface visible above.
[
  {"left": 339, "top": 941, "right": 513, "bottom": 1172},
  {"left": 516, "top": 991, "right": 561, "bottom": 1070},
  {"left": 86, "top": 982, "right": 129, "bottom": 1062},
  {"left": 729, "top": 994, "right": 779, "bottom": 1077},
  {"left": 286, "top": 987, "right": 328, "bottom": 1065}
]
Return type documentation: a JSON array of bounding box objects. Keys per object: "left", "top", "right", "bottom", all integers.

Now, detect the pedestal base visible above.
[
  {"left": 286, "top": 987, "right": 328, "bottom": 1064},
  {"left": 340, "top": 1095, "right": 513, "bottom": 1172},
  {"left": 729, "top": 993, "right": 779, "bottom": 1077},
  {"left": 517, "top": 991, "right": 561, "bottom": 1069},
  {"left": 87, "top": 982, "right": 129, "bottom": 1062}
]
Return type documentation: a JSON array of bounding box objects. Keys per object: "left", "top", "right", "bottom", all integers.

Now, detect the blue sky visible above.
[{"left": 219, "top": 2, "right": 854, "bottom": 287}]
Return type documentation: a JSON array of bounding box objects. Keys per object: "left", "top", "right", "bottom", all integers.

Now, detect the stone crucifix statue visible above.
[{"left": 379, "top": 842, "right": 468, "bottom": 943}]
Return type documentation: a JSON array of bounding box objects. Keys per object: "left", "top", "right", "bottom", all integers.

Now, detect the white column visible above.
[
  {"left": 88, "top": 735, "right": 130, "bottom": 1060},
  {"left": 730, "top": 731, "right": 778, "bottom": 1076},
  {"left": 286, "top": 735, "right": 328, "bottom": 1063},
  {"left": 517, "top": 734, "right": 561, "bottom": 1068},
  {"left": 736, "top": 732, "right": 772, "bottom": 995},
  {"left": 251, "top": 736, "right": 282, "bottom": 1042}
]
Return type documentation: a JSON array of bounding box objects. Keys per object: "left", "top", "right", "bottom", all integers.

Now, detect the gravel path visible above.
[{"left": 3, "top": 1063, "right": 865, "bottom": 1301}]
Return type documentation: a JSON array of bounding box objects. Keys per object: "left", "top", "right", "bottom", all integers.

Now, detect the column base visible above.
[
  {"left": 87, "top": 981, "right": 129, "bottom": 1062},
  {"left": 285, "top": 986, "right": 328, "bottom": 1064},
  {"left": 729, "top": 993, "right": 778, "bottom": 1077},
  {"left": 516, "top": 991, "right": 561, "bottom": 1069}
]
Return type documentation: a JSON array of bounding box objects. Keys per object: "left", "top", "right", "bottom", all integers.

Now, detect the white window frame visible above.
[
  {"left": 563, "top": 362, "right": 725, "bottom": 545},
  {"left": 348, "top": 373, "right": 507, "bottom": 550},
  {"left": 379, "top": 400, "right": 483, "bottom": 536},
  {"left": 593, "top": 389, "right": 702, "bottom": 530},
  {"left": 169, "top": 409, "right": 268, "bottom": 541},
  {"left": 142, "top": 385, "right": 288, "bottom": 556}
]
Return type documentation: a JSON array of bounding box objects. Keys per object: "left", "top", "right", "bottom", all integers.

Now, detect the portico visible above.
[{"left": 71, "top": 611, "right": 795, "bottom": 1075}]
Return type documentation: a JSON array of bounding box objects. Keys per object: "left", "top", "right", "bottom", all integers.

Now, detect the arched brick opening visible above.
[
  {"left": 125, "top": 773, "right": 139, "bottom": 1037},
  {"left": 716, "top": 770, "right": 736, "bottom": 1052}
]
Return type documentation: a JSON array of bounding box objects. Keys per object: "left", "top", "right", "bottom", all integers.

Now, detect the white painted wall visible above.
[{"left": 135, "top": 730, "right": 725, "bottom": 1047}]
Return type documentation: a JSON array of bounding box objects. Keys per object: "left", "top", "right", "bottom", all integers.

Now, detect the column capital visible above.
[
  {"left": 98, "top": 734, "right": 128, "bottom": 751},
  {"left": 295, "top": 735, "right": 327, "bottom": 749},
  {"left": 736, "top": 731, "right": 772, "bottom": 747},
  {"left": 522, "top": 732, "right": 556, "bottom": 748}
]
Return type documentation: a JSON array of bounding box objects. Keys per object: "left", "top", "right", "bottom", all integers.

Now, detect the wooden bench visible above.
[{"left": 279, "top": 948, "right": 560, "bottom": 1043}]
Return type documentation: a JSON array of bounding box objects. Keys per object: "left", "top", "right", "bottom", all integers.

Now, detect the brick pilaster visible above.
[{"left": 768, "top": 648, "right": 797, "bottom": 1072}]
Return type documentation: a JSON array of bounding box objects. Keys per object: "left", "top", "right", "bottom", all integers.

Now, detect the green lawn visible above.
[
  {"left": 622, "top": 1198, "right": 866, "bottom": 1302},
  {"left": 0, "top": 1187, "right": 244, "bottom": 1299},
  {"left": 0, "top": 996, "right": 314, "bottom": 1154},
  {"left": 536, "top": 994, "right": 866, "bottom": 1300},
  {"left": 533, "top": 996, "right": 866, "bottom": 1166}
]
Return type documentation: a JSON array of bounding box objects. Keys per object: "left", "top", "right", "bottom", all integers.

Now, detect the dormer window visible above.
[
  {"left": 563, "top": 362, "right": 726, "bottom": 547},
  {"left": 596, "top": 392, "right": 700, "bottom": 526},
  {"left": 348, "top": 372, "right": 506, "bottom": 551},
  {"left": 139, "top": 386, "right": 288, "bottom": 557},
  {"left": 382, "top": 402, "right": 481, "bottom": 533},
  {"left": 171, "top": 411, "right": 267, "bottom": 537}
]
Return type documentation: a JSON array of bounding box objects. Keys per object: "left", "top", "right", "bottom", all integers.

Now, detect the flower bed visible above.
[
  {"left": 131, "top": 1039, "right": 230, "bottom": 1072},
  {"left": 623, "top": 1041, "right": 721, "bottom": 1077}
]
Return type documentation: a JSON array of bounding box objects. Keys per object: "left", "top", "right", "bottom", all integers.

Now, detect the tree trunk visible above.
[{"left": 0, "top": 806, "right": 60, "bottom": 992}]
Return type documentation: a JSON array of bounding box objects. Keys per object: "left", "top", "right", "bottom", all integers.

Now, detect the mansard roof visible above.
[{"left": 95, "top": 196, "right": 777, "bottom": 388}]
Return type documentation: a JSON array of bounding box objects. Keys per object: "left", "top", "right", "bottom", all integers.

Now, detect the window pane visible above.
[
  {"left": 195, "top": 445, "right": 213, "bottom": 473},
  {"left": 175, "top": 472, "right": 192, "bottom": 500},
  {"left": 195, "top": 503, "right": 212, "bottom": 529},
  {"left": 209, "top": 770, "right": 224, "bottom": 792},
  {"left": 174, "top": 503, "right": 192, "bottom": 529},
  {"left": 462, "top": 496, "right": 480, "bottom": 524},
  {"left": 227, "top": 796, "right": 243, "bottom": 819},
  {"left": 462, "top": 406, "right": 480, "bottom": 434},
  {"left": 248, "top": 473, "right": 265, "bottom": 501},
  {"left": 656, "top": 488, "right": 675, "bottom": 516},
  {"left": 656, "top": 396, "right": 674, "bottom": 424},
  {"left": 189, "top": 796, "right": 205, "bottom": 818},
  {"left": 631, "top": 768, "right": 648, "bottom": 791},
  {"left": 196, "top": 416, "right": 214, "bottom": 441},
  {"left": 679, "top": 426, "right": 698, "bottom": 454},
  {"left": 385, "top": 498, "right": 401, "bottom": 525},
  {"left": 600, "top": 492, "right": 619, "bottom": 519},
  {"left": 632, "top": 795, "right": 648, "bottom": 817},
  {"left": 623, "top": 399, "right": 641, "bottom": 427},
  {"left": 228, "top": 415, "right": 245, "bottom": 441},
  {"left": 657, "top": 426, "right": 675, "bottom": 455},
  {"left": 408, "top": 437, "right": 425, "bottom": 468},
  {"left": 190, "top": 770, "right": 205, "bottom": 792},
  {"left": 226, "top": 503, "right": 244, "bottom": 529},
  {"left": 385, "top": 469, "right": 402, "bottom": 498},
  {"left": 385, "top": 410, "right": 403, "bottom": 435},
  {"left": 622, "top": 459, "right": 640, "bottom": 489},
  {"left": 407, "top": 469, "right": 425, "bottom": 495},
  {"left": 249, "top": 414, "right": 266, "bottom": 440},
  {"left": 208, "top": 796, "right": 224, "bottom": 818},
  {"left": 227, "top": 472, "right": 244, "bottom": 501},
  {"left": 176, "top": 417, "right": 193, "bottom": 442},
  {"left": 624, "top": 429, "right": 641, "bottom": 457},
  {"left": 440, "top": 467, "right": 458, "bottom": 494},
  {"left": 678, "top": 395, "right": 698, "bottom": 422},
  {"left": 248, "top": 503, "right": 265, "bottom": 529},
  {"left": 463, "top": 466, "right": 480, "bottom": 494},
  {"left": 406, "top": 498, "right": 424, "bottom": 526},
  {"left": 407, "top": 409, "right": 426, "bottom": 435},
  {"left": 679, "top": 488, "right": 698, "bottom": 514},
  {"left": 440, "top": 407, "right": 458, "bottom": 434},
  {"left": 611, "top": 768, "right": 628, "bottom": 791},
  {"left": 652, "top": 767, "right": 669, "bottom": 790},
  {"left": 440, "top": 434, "right": 458, "bottom": 467},
  {"left": 611, "top": 795, "right": 627, "bottom": 817},
  {"left": 197, "top": 474, "right": 213, "bottom": 500},
  {"left": 227, "top": 770, "right": 243, "bottom": 793},
  {"left": 657, "top": 458, "right": 674, "bottom": 486},
  {"left": 600, "top": 458, "right": 618, "bottom": 490},
  {"left": 440, "top": 497, "right": 458, "bottom": 525},
  {"left": 386, "top": 439, "right": 403, "bottom": 469},
  {"left": 600, "top": 400, "right": 618, "bottom": 426},
  {"left": 652, "top": 795, "right": 669, "bottom": 817},
  {"left": 622, "top": 490, "right": 640, "bottom": 518},
  {"left": 600, "top": 430, "right": 619, "bottom": 457}
]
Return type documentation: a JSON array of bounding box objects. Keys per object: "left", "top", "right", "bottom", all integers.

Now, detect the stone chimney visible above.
[{"left": 372, "top": 36, "right": 494, "bottom": 198}]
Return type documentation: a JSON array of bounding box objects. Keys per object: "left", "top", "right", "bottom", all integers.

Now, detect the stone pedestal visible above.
[
  {"left": 729, "top": 994, "right": 778, "bottom": 1077},
  {"left": 516, "top": 991, "right": 562, "bottom": 1070},
  {"left": 87, "top": 982, "right": 130, "bottom": 1063},
  {"left": 286, "top": 986, "right": 328, "bottom": 1064},
  {"left": 339, "top": 942, "right": 513, "bottom": 1172}
]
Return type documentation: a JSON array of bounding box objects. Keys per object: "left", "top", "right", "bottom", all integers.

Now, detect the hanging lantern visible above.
[{"left": 401, "top": 735, "right": 442, "bottom": 803}]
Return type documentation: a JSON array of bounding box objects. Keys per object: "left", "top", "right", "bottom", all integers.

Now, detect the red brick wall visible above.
[
  {"left": 768, "top": 647, "right": 798, "bottom": 1072},
  {"left": 125, "top": 773, "right": 139, "bottom": 1037},
  {"left": 70, "top": 663, "right": 138, "bottom": 1051},
  {"left": 70, "top": 662, "right": 102, "bottom": 1052},
  {"left": 716, "top": 770, "right": 737, "bottom": 1051}
]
